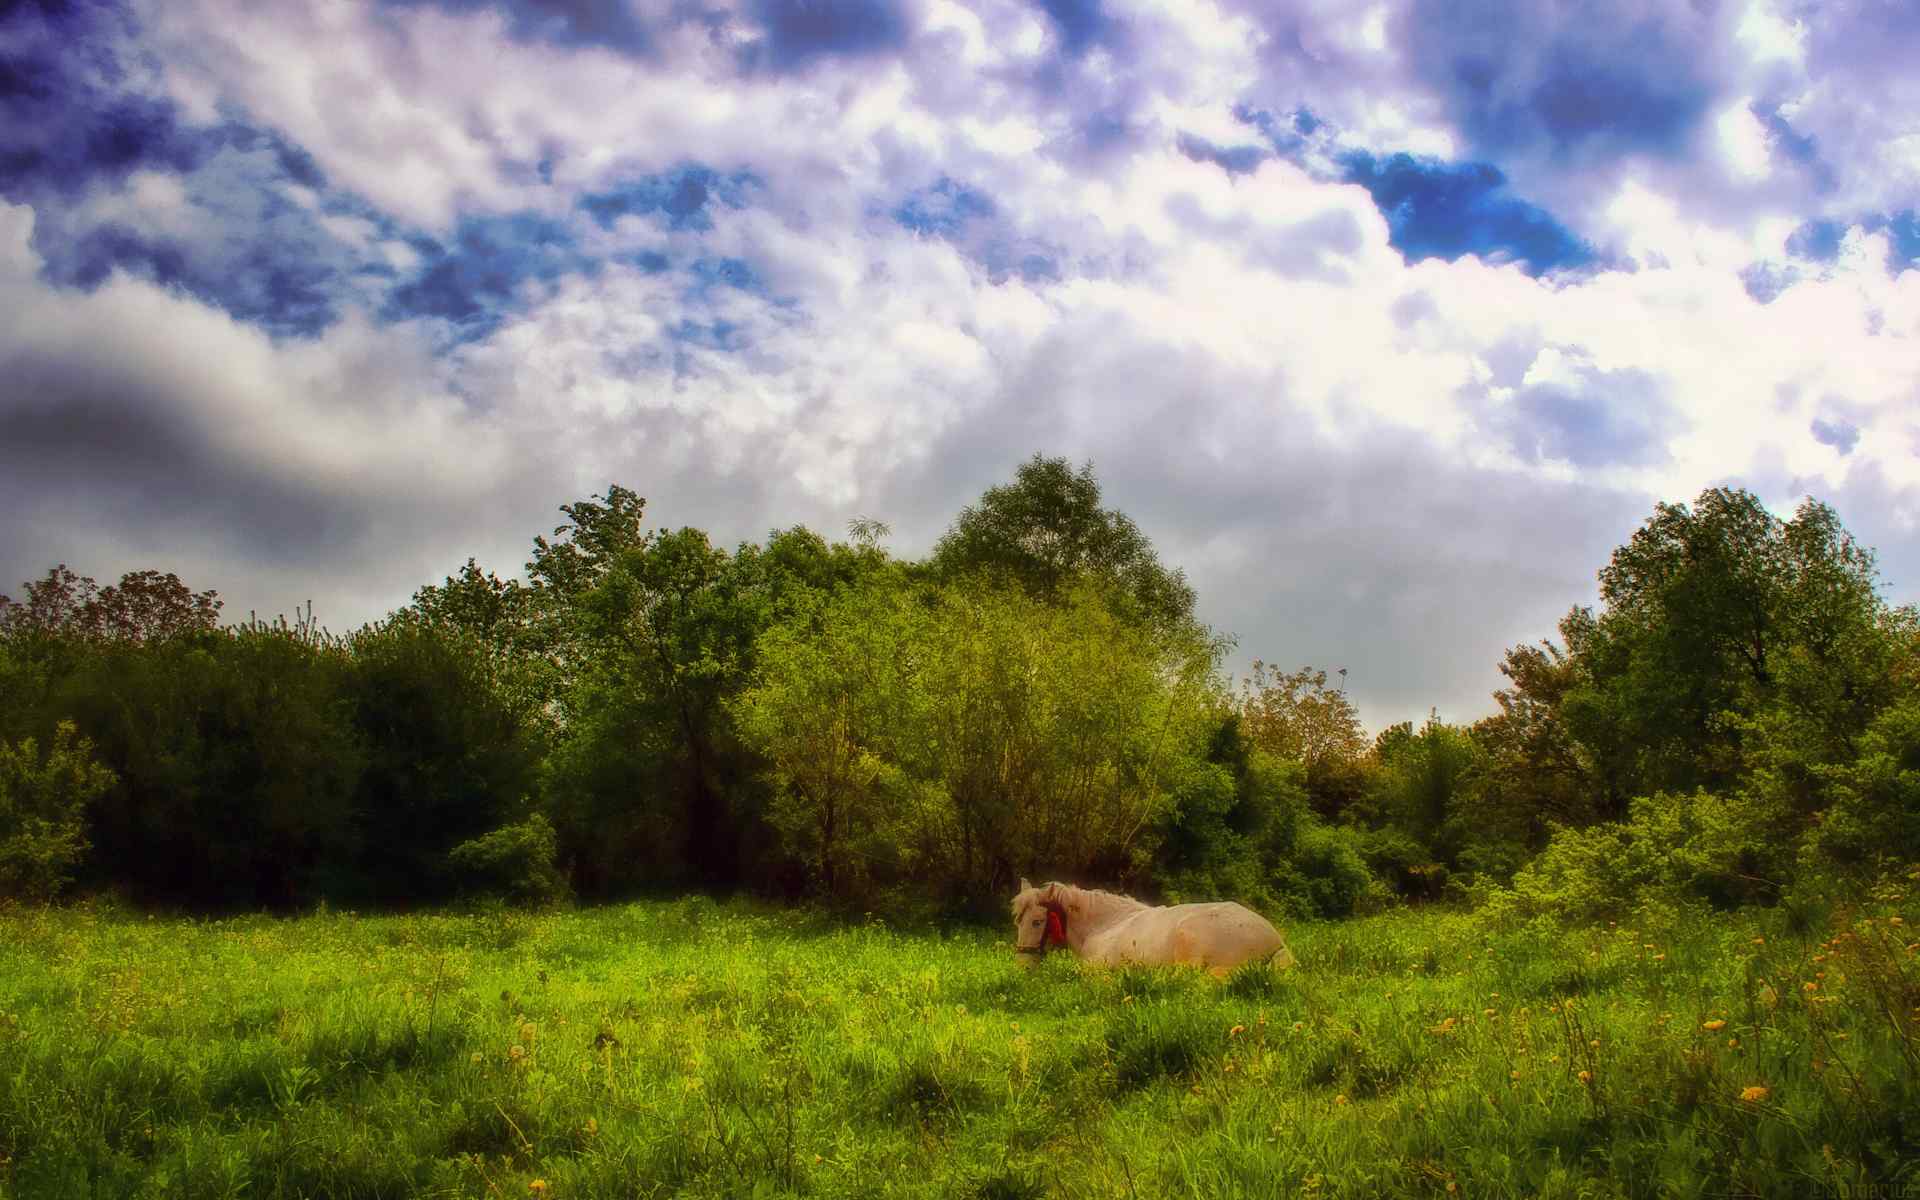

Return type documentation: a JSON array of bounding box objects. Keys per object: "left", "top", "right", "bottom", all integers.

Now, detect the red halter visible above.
[{"left": 1044, "top": 906, "right": 1067, "bottom": 947}]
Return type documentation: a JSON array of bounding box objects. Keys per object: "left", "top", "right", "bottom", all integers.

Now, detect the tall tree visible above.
[{"left": 930, "top": 455, "right": 1197, "bottom": 631}]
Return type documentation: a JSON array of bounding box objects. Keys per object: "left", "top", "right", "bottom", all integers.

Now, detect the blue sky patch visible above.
[
  {"left": 385, "top": 211, "right": 587, "bottom": 336},
  {"left": 893, "top": 176, "right": 996, "bottom": 237},
  {"left": 1339, "top": 150, "right": 1592, "bottom": 275},
  {"left": 580, "top": 165, "right": 758, "bottom": 232}
]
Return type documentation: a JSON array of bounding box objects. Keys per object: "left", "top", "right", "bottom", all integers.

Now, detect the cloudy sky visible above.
[{"left": 3, "top": 0, "right": 1917, "bottom": 728}]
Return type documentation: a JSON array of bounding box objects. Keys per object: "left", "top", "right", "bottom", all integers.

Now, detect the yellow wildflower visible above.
[
  {"left": 529, "top": 1182, "right": 549, "bottom": 1195},
  {"left": 1333, "top": 1094, "right": 1348, "bottom": 1106},
  {"left": 1484, "top": 1008, "right": 1497, "bottom": 1017},
  {"left": 1739, "top": 1086, "right": 1769, "bottom": 1103},
  {"left": 1577, "top": 1070, "right": 1593, "bottom": 1084},
  {"left": 1703, "top": 1019, "right": 1727, "bottom": 1032},
  {"left": 1804, "top": 981, "right": 1819, "bottom": 992},
  {"left": 1229, "top": 1025, "right": 1245, "bottom": 1038}
]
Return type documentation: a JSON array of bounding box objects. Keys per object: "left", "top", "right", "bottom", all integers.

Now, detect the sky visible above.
[{"left": 2, "top": 0, "right": 1918, "bottom": 729}]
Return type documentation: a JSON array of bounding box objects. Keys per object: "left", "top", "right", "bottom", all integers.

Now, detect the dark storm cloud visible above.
[
  {"left": 739, "top": 0, "right": 915, "bottom": 69},
  {"left": 1036, "top": 0, "right": 1121, "bottom": 58},
  {"left": 1810, "top": 416, "right": 1860, "bottom": 456},
  {"left": 848, "top": 327, "right": 1654, "bottom": 726},
  {"left": 0, "top": 0, "right": 211, "bottom": 201},
  {"left": 1397, "top": 0, "right": 1731, "bottom": 162},
  {"left": 1486, "top": 360, "right": 1678, "bottom": 470},
  {"left": 0, "top": 343, "right": 375, "bottom": 563},
  {"left": 378, "top": 0, "right": 656, "bottom": 54}
]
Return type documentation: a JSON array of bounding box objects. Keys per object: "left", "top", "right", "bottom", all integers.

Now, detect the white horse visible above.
[{"left": 1010, "top": 879, "right": 1296, "bottom": 976}]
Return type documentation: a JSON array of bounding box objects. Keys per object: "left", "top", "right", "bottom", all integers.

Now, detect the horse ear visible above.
[{"left": 1018, "top": 877, "right": 1032, "bottom": 892}]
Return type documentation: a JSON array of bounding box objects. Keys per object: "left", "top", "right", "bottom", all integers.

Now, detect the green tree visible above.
[
  {"left": 0, "top": 722, "right": 115, "bottom": 902},
  {"left": 1237, "top": 662, "right": 1369, "bottom": 817},
  {"left": 930, "top": 455, "right": 1196, "bottom": 630},
  {"left": 343, "top": 618, "right": 545, "bottom": 905},
  {"left": 734, "top": 581, "right": 924, "bottom": 898}
]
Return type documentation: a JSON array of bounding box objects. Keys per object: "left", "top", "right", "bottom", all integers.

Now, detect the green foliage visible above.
[
  {"left": 53, "top": 621, "right": 365, "bottom": 909},
  {"left": 1811, "top": 693, "right": 1920, "bottom": 869},
  {"left": 1491, "top": 790, "right": 1799, "bottom": 924},
  {"left": 1276, "top": 822, "right": 1382, "bottom": 919},
  {"left": 930, "top": 454, "right": 1196, "bottom": 631},
  {"left": 343, "top": 618, "right": 545, "bottom": 905},
  {"left": 446, "top": 814, "right": 569, "bottom": 906},
  {"left": 0, "top": 723, "right": 114, "bottom": 901}
]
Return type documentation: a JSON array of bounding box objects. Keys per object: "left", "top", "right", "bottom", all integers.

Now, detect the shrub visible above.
[
  {"left": 1491, "top": 789, "right": 1798, "bottom": 923},
  {"left": 1273, "top": 821, "right": 1379, "bottom": 918},
  {"left": 0, "top": 722, "right": 115, "bottom": 901},
  {"left": 446, "top": 813, "right": 569, "bottom": 906}
]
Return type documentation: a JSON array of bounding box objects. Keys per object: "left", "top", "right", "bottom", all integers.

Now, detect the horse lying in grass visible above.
[{"left": 1010, "top": 879, "right": 1296, "bottom": 976}]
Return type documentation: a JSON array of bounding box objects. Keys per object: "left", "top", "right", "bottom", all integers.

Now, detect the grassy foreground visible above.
[{"left": 1, "top": 894, "right": 1916, "bottom": 1200}]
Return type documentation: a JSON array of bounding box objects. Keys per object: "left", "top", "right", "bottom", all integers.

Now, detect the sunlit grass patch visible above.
[{"left": 1, "top": 896, "right": 1916, "bottom": 1198}]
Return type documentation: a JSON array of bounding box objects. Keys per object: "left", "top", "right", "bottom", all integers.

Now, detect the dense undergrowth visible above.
[{"left": 2, "top": 892, "right": 1916, "bottom": 1199}]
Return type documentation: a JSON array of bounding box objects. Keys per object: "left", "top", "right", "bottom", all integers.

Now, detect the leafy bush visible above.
[
  {"left": 446, "top": 813, "right": 569, "bottom": 906},
  {"left": 1810, "top": 695, "right": 1920, "bottom": 870},
  {"left": 1488, "top": 789, "right": 1798, "bottom": 924},
  {"left": 1273, "top": 822, "right": 1382, "bottom": 918},
  {"left": 0, "top": 722, "right": 115, "bottom": 901}
]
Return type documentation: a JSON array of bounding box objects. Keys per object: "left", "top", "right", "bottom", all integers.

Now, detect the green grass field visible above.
[{"left": 1, "top": 894, "right": 1916, "bottom": 1199}]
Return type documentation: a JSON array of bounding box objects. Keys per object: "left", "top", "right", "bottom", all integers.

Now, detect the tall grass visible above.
[{"left": 0, "top": 891, "right": 1914, "bottom": 1198}]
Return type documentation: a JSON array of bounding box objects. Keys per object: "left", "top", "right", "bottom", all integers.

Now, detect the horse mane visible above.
[{"left": 1051, "top": 883, "right": 1147, "bottom": 921}]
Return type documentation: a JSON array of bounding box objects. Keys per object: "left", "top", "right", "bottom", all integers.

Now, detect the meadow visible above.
[{"left": 1, "top": 893, "right": 1916, "bottom": 1200}]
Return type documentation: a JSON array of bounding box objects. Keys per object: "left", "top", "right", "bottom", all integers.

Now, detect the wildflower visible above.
[
  {"left": 1229, "top": 1025, "right": 1246, "bottom": 1038},
  {"left": 529, "top": 1182, "right": 549, "bottom": 1195},
  {"left": 509, "top": 1044, "right": 526, "bottom": 1061},
  {"left": 1577, "top": 1070, "right": 1593, "bottom": 1084},
  {"left": 1891, "top": 916, "right": 1905, "bottom": 927},
  {"left": 584, "top": 1118, "right": 598, "bottom": 1136},
  {"left": 1652, "top": 953, "right": 1666, "bottom": 961},
  {"left": 1752, "top": 937, "right": 1765, "bottom": 945},
  {"left": 1703, "top": 1020, "right": 1727, "bottom": 1032},
  {"left": 1804, "top": 982, "right": 1819, "bottom": 993},
  {"left": 471, "top": 1052, "right": 485, "bottom": 1064},
  {"left": 1122, "top": 996, "right": 1133, "bottom": 1005},
  {"left": 520, "top": 1022, "right": 537, "bottom": 1044},
  {"left": 1430, "top": 1017, "right": 1457, "bottom": 1035},
  {"left": 1738, "top": 1086, "right": 1769, "bottom": 1103},
  {"left": 1510, "top": 1069, "right": 1522, "bottom": 1080},
  {"left": 1333, "top": 1094, "right": 1348, "bottom": 1106},
  {"left": 1728, "top": 1038, "right": 1739, "bottom": 1048},
  {"left": 1589, "top": 1039, "right": 1601, "bottom": 1049},
  {"left": 1484, "top": 1008, "right": 1497, "bottom": 1018},
  {"left": 1292, "top": 1021, "right": 1305, "bottom": 1032}
]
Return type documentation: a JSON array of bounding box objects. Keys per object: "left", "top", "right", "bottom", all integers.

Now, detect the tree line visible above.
[{"left": 2, "top": 456, "right": 1915, "bottom": 921}]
